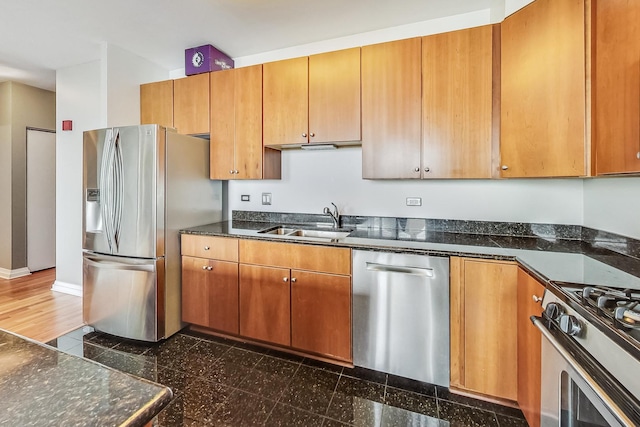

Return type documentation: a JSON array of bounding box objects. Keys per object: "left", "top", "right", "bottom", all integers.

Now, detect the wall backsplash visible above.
[{"left": 228, "top": 147, "right": 585, "bottom": 227}]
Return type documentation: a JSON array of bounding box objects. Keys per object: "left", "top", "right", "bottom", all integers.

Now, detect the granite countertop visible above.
[
  {"left": 0, "top": 329, "right": 172, "bottom": 427},
  {"left": 181, "top": 219, "right": 640, "bottom": 290}
]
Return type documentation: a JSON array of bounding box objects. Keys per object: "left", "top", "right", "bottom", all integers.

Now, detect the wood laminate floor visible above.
[{"left": 0, "top": 268, "right": 83, "bottom": 343}]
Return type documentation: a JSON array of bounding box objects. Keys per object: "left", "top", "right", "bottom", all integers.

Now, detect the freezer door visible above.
[
  {"left": 83, "top": 125, "right": 163, "bottom": 258},
  {"left": 83, "top": 253, "right": 164, "bottom": 342}
]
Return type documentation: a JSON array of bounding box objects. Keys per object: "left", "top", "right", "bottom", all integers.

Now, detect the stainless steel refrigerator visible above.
[{"left": 82, "top": 125, "right": 222, "bottom": 342}]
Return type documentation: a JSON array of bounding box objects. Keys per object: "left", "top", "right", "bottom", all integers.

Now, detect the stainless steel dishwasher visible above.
[{"left": 353, "top": 250, "right": 450, "bottom": 387}]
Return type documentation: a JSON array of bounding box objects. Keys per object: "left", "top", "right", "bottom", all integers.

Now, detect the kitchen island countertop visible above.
[{"left": 0, "top": 328, "right": 172, "bottom": 427}]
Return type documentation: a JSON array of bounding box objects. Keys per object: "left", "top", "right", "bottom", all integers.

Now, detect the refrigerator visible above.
[{"left": 82, "top": 125, "right": 222, "bottom": 342}]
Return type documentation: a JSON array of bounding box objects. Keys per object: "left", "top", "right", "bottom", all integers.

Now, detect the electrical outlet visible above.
[
  {"left": 406, "top": 197, "right": 422, "bottom": 206},
  {"left": 241, "top": 195, "right": 250, "bottom": 202},
  {"left": 262, "top": 193, "right": 272, "bottom": 205}
]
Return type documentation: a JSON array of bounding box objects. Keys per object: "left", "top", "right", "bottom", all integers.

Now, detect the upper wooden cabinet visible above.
[
  {"left": 517, "top": 268, "right": 544, "bottom": 427},
  {"left": 263, "top": 48, "right": 361, "bottom": 147},
  {"left": 422, "top": 25, "right": 497, "bottom": 179},
  {"left": 362, "top": 38, "right": 422, "bottom": 179},
  {"left": 593, "top": 0, "right": 640, "bottom": 175},
  {"left": 174, "top": 73, "right": 210, "bottom": 135},
  {"left": 450, "top": 257, "right": 518, "bottom": 401},
  {"left": 140, "top": 79, "right": 173, "bottom": 128},
  {"left": 210, "top": 65, "right": 281, "bottom": 180},
  {"left": 500, "top": 0, "right": 587, "bottom": 177}
]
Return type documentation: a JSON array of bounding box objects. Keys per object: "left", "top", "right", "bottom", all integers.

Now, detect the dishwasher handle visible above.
[{"left": 365, "top": 262, "right": 434, "bottom": 277}]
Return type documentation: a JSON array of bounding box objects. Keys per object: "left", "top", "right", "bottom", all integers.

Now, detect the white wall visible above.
[
  {"left": 583, "top": 178, "right": 640, "bottom": 240},
  {"left": 54, "top": 46, "right": 170, "bottom": 293},
  {"left": 55, "top": 60, "right": 102, "bottom": 294},
  {"left": 103, "top": 44, "right": 170, "bottom": 127},
  {"left": 229, "top": 148, "right": 585, "bottom": 225}
]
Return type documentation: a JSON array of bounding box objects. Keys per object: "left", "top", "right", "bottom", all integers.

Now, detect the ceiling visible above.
[{"left": 0, "top": 0, "right": 494, "bottom": 91}]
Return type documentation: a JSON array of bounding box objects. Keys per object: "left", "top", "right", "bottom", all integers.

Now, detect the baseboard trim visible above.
[
  {"left": 51, "top": 280, "right": 82, "bottom": 297},
  {"left": 0, "top": 267, "right": 31, "bottom": 280}
]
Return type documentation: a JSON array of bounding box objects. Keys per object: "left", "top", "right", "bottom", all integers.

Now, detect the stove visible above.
[{"left": 536, "top": 282, "right": 640, "bottom": 426}]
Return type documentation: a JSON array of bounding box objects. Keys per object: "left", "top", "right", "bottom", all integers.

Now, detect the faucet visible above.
[{"left": 323, "top": 202, "right": 340, "bottom": 229}]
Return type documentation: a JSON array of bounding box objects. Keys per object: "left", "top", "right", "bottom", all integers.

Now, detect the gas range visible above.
[
  {"left": 550, "top": 282, "right": 640, "bottom": 359},
  {"left": 537, "top": 281, "right": 640, "bottom": 426}
]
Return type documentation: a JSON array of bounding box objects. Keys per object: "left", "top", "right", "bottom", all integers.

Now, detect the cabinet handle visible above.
[
  {"left": 229, "top": 170, "right": 234, "bottom": 174},
  {"left": 234, "top": 170, "right": 239, "bottom": 174},
  {"left": 424, "top": 167, "right": 430, "bottom": 173},
  {"left": 283, "top": 277, "right": 289, "bottom": 282},
  {"left": 291, "top": 277, "right": 297, "bottom": 283},
  {"left": 637, "top": 152, "right": 640, "bottom": 160},
  {"left": 302, "top": 133, "right": 307, "bottom": 138},
  {"left": 414, "top": 167, "right": 420, "bottom": 173},
  {"left": 207, "top": 266, "right": 213, "bottom": 271},
  {"left": 309, "top": 133, "right": 315, "bottom": 137},
  {"left": 501, "top": 165, "right": 509, "bottom": 171},
  {"left": 204, "top": 246, "right": 210, "bottom": 250},
  {"left": 533, "top": 295, "right": 542, "bottom": 303},
  {"left": 202, "top": 266, "right": 208, "bottom": 270}
]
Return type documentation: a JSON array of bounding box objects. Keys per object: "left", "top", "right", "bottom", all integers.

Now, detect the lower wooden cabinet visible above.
[
  {"left": 450, "top": 257, "right": 519, "bottom": 401},
  {"left": 517, "top": 268, "right": 544, "bottom": 427},
  {"left": 239, "top": 264, "right": 291, "bottom": 346},
  {"left": 181, "top": 256, "right": 239, "bottom": 335},
  {"left": 291, "top": 270, "right": 351, "bottom": 361},
  {"left": 181, "top": 235, "right": 352, "bottom": 362}
]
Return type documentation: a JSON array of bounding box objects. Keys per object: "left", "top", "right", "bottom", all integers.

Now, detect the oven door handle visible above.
[{"left": 533, "top": 316, "right": 636, "bottom": 427}]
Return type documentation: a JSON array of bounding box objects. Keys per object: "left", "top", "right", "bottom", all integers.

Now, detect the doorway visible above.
[{"left": 26, "top": 128, "right": 56, "bottom": 272}]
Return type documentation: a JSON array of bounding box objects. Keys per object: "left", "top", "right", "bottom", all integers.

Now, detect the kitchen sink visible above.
[
  {"left": 257, "top": 226, "right": 351, "bottom": 240},
  {"left": 287, "top": 229, "right": 351, "bottom": 239}
]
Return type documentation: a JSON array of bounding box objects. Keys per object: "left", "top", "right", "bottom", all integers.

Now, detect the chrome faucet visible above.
[{"left": 323, "top": 202, "right": 340, "bottom": 228}]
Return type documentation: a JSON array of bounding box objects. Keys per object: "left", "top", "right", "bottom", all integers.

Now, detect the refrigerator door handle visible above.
[
  {"left": 99, "top": 129, "right": 114, "bottom": 252},
  {"left": 83, "top": 254, "right": 155, "bottom": 272},
  {"left": 112, "top": 128, "right": 124, "bottom": 250},
  {"left": 98, "top": 128, "right": 124, "bottom": 254}
]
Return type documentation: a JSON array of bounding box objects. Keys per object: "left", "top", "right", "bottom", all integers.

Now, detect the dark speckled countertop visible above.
[
  {"left": 181, "top": 219, "right": 640, "bottom": 290},
  {"left": 0, "top": 329, "right": 172, "bottom": 426}
]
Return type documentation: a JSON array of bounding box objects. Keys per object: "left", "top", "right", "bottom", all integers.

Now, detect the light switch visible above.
[
  {"left": 241, "top": 195, "right": 250, "bottom": 202},
  {"left": 406, "top": 197, "right": 422, "bottom": 206},
  {"left": 262, "top": 193, "right": 272, "bottom": 205}
]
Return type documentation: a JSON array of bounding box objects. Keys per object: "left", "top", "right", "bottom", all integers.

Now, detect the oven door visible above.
[{"left": 535, "top": 318, "right": 636, "bottom": 427}]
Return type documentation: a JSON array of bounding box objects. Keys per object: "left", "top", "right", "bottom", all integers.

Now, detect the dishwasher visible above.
[{"left": 353, "top": 250, "right": 450, "bottom": 387}]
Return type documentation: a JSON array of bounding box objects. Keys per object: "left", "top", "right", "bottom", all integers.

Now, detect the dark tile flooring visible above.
[{"left": 46, "top": 328, "right": 528, "bottom": 427}]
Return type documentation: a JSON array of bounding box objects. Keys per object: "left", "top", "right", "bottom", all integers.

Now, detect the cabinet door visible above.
[
  {"left": 593, "top": 0, "right": 640, "bottom": 175},
  {"left": 501, "top": 0, "right": 586, "bottom": 177},
  {"left": 140, "top": 80, "right": 173, "bottom": 128},
  {"left": 210, "top": 69, "right": 236, "bottom": 179},
  {"left": 207, "top": 259, "right": 240, "bottom": 335},
  {"left": 309, "top": 48, "right": 361, "bottom": 143},
  {"left": 422, "top": 26, "right": 495, "bottom": 179},
  {"left": 239, "top": 264, "right": 291, "bottom": 346},
  {"left": 235, "top": 64, "right": 267, "bottom": 179},
  {"left": 174, "top": 73, "right": 210, "bottom": 135},
  {"left": 291, "top": 270, "right": 351, "bottom": 362},
  {"left": 517, "top": 268, "right": 544, "bottom": 427},
  {"left": 450, "top": 257, "right": 518, "bottom": 400},
  {"left": 263, "top": 57, "right": 309, "bottom": 146},
  {"left": 362, "top": 38, "right": 422, "bottom": 179},
  {"left": 181, "top": 256, "right": 211, "bottom": 327}
]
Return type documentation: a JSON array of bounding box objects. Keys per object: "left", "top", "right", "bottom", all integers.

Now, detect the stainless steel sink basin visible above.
[
  {"left": 260, "top": 227, "right": 298, "bottom": 235},
  {"left": 287, "top": 229, "right": 351, "bottom": 239},
  {"left": 257, "top": 226, "right": 351, "bottom": 240}
]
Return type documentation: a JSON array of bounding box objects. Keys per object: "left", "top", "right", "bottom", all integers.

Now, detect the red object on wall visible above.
[{"left": 62, "top": 120, "right": 72, "bottom": 131}]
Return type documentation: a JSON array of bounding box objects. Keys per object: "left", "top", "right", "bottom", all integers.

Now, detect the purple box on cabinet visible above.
[{"left": 185, "top": 44, "right": 234, "bottom": 75}]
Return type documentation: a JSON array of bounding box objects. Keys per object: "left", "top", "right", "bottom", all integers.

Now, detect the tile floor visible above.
[{"left": 47, "top": 328, "right": 528, "bottom": 426}]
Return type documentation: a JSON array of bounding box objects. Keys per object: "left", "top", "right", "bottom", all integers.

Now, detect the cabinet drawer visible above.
[
  {"left": 239, "top": 240, "right": 351, "bottom": 275},
  {"left": 181, "top": 235, "right": 238, "bottom": 261}
]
